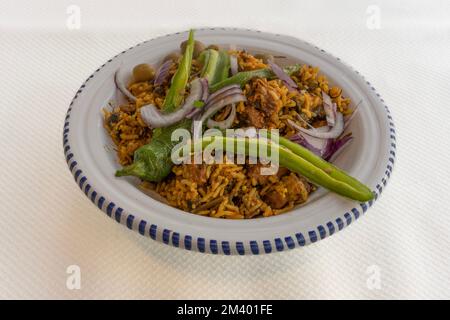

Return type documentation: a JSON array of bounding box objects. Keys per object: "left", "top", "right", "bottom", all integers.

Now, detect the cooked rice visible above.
[{"left": 145, "top": 161, "right": 315, "bottom": 219}]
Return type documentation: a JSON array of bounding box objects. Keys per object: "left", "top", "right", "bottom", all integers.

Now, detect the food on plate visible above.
[{"left": 103, "top": 29, "right": 373, "bottom": 219}]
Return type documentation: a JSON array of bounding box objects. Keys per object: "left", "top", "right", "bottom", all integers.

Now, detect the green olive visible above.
[
  {"left": 180, "top": 40, "right": 206, "bottom": 58},
  {"left": 132, "top": 63, "right": 155, "bottom": 82},
  {"left": 254, "top": 53, "right": 274, "bottom": 64},
  {"left": 162, "top": 52, "right": 180, "bottom": 63},
  {"left": 206, "top": 44, "right": 220, "bottom": 51}
]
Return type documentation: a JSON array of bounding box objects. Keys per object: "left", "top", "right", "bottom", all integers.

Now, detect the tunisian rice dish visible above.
[{"left": 104, "top": 30, "right": 373, "bottom": 219}]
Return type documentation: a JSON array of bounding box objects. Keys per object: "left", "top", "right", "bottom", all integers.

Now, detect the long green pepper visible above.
[
  {"left": 163, "top": 30, "right": 195, "bottom": 113},
  {"left": 211, "top": 50, "right": 230, "bottom": 85},
  {"left": 209, "top": 68, "right": 273, "bottom": 92},
  {"left": 209, "top": 65, "right": 301, "bottom": 92},
  {"left": 200, "top": 49, "right": 219, "bottom": 81},
  {"left": 177, "top": 136, "right": 374, "bottom": 202},
  {"left": 273, "top": 135, "right": 373, "bottom": 200}
]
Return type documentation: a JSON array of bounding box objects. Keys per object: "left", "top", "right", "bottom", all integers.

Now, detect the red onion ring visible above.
[
  {"left": 114, "top": 66, "right": 136, "bottom": 102},
  {"left": 140, "top": 78, "right": 203, "bottom": 128},
  {"left": 206, "top": 103, "right": 236, "bottom": 129},
  {"left": 153, "top": 60, "right": 172, "bottom": 86},
  {"left": 268, "top": 60, "right": 298, "bottom": 92}
]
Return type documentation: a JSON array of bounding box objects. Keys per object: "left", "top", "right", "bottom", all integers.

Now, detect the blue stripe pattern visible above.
[
  {"left": 222, "top": 241, "right": 230, "bottom": 255},
  {"left": 327, "top": 222, "right": 335, "bottom": 236},
  {"left": 138, "top": 221, "right": 146, "bottom": 235},
  {"left": 250, "top": 241, "right": 259, "bottom": 254},
  {"left": 274, "top": 238, "right": 284, "bottom": 252},
  {"left": 236, "top": 242, "right": 245, "bottom": 255},
  {"left": 172, "top": 232, "right": 180, "bottom": 247},
  {"left": 210, "top": 240, "right": 218, "bottom": 254},
  {"left": 197, "top": 238, "right": 205, "bottom": 252},
  {"left": 62, "top": 27, "right": 396, "bottom": 255},
  {"left": 162, "top": 229, "right": 170, "bottom": 244}
]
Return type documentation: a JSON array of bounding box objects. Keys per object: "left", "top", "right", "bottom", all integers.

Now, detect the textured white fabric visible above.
[{"left": 1, "top": 0, "right": 450, "bottom": 299}]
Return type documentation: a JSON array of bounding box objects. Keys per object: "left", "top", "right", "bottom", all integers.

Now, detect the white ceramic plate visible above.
[{"left": 63, "top": 28, "right": 396, "bottom": 255}]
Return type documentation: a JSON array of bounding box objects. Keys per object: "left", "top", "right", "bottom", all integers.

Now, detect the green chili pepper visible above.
[
  {"left": 177, "top": 136, "right": 373, "bottom": 202},
  {"left": 198, "top": 49, "right": 209, "bottom": 67},
  {"left": 267, "top": 134, "right": 374, "bottom": 201},
  {"left": 209, "top": 68, "right": 273, "bottom": 92},
  {"left": 163, "top": 29, "right": 195, "bottom": 113},
  {"left": 211, "top": 50, "right": 230, "bottom": 85},
  {"left": 209, "top": 64, "right": 303, "bottom": 92},
  {"left": 200, "top": 49, "right": 219, "bottom": 81},
  {"left": 115, "top": 119, "right": 192, "bottom": 181}
]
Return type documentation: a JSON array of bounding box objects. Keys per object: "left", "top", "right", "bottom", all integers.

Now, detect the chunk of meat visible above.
[
  {"left": 282, "top": 174, "right": 310, "bottom": 203},
  {"left": 246, "top": 79, "right": 283, "bottom": 128},
  {"left": 263, "top": 173, "right": 311, "bottom": 209},
  {"left": 256, "top": 81, "right": 282, "bottom": 115},
  {"left": 184, "top": 164, "right": 208, "bottom": 186},
  {"left": 263, "top": 183, "right": 288, "bottom": 209},
  {"left": 243, "top": 106, "right": 265, "bottom": 128},
  {"left": 276, "top": 166, "right": 289, "bottom": 178}
]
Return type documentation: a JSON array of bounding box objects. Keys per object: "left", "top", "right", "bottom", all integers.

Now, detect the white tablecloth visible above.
[{"left": 1, "top": 0, "right": 449, "bottom": 299}]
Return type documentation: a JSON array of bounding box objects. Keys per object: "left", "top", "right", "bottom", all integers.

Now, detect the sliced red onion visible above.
[
  {"left": 268, "top": 60, "right": 298, "bottom": 92},
  {"left": 111, "top": 87, "right": 128, "bottom": 108},
  {"left": 206, "top": 87, "right": 243, "bottom": 107},
  {"left": 343, "top": 102, "right": 361, "bottom": 131},
  {"left": 322, "top": 91, "right": 336, "bottom": 126},
  {"left": 230, "top": 55, "right": 238, "bottom": 75},
  {"left": 320, "top": 138, "right": 335, "bottom": 159},
  {"left": 324, "top": 134, "right": 353, "bottom": 162},
  {"left": 288, "top": 123, "right": 330, "bottom": 155},
  {"left": 296, "top": 114, "right": 316, "bottom": 130},
  {"left": 114, "top": 66, "right": 136, "bottom": 102},
  {"left": 288, "top": 119, "right": 327, "bottom": 137},
  {"left": 186, "top": 106, "right": 202, "bottom": 119},
  {"left": 291, "top": 113, "right": 344, "bottom": 139},
  {"left": 196, "top": 84, "right": 243, "bottom": 120},
  {"left": 153, "top": 60, "right": 172, "bottom": 86},
  {"left": 206, "top": 84, "right": 240, "bottom": 103},
  {"left": 140, "top": 78, "right": 203, "bottom": 128},
  {"left": 186, "top": 78, "right": 210, "bottom": 119},
  {"left": 289, "top": 134, "right": 322, "bottom": 156},
  {"left": 288, "top": 118, "right": 353, "bottom": 161},
  {"left": 207, "top": 103, "right": 236, "bottom": 129},
  {"left": 200, "top": 78, "right": 209, "bottom": 102},
  {"left": 200, "top": 94, "right": 246, "bottom": 123}
]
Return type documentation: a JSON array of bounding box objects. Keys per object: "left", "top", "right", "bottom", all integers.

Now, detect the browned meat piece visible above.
[
  {"left": 276, "top": 166, "right": 289, "bottom": 178},
  {"left": 183, "top": 164, "right": 208, "bottom": 186},
  {"left": 263, "top": 184, "right": 288, "bottom": 209},
  {"left": 263, "top": 173, "right": 311, "bottom": 209},
  {"left": 282, "top": 174, "right": 310, "bottom": 203},
  {"left": 243, "top": 106, "right": 265, "bottom": 128},
  {"left": 246, "top": 79, "right": 283, "bottom": 128}
]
